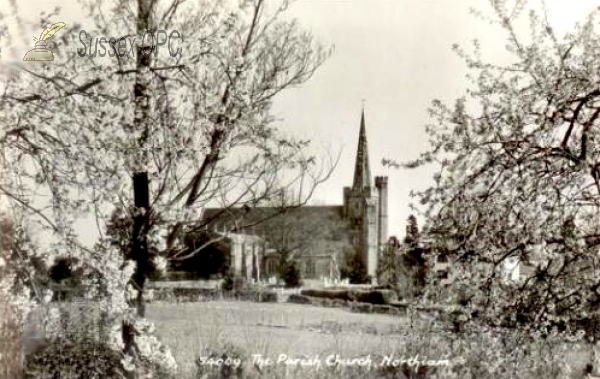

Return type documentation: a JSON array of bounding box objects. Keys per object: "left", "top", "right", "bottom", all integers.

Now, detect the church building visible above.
[
  {"left": 185, "top": 109, "right": 388, "bottom": 282},
  {"left": 342, "top": 108, "right": 388, "bottom": 279}
]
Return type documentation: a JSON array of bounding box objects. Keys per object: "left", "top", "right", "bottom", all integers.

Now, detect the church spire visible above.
[{"left": 352, "top": 106, "right": 372, "bottom": 191}]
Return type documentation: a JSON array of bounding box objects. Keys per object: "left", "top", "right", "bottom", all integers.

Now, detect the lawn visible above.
[
  {"left": 146, "top": 300, "right": 594, "bottom": 379},
  {"left": 25, "top": 299, "right": 595, "bottom": 378},
  {"left": 146, "top": 300, "right": 422, "bottom": 378}
]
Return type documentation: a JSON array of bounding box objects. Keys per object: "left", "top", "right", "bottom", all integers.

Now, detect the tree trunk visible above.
[
  {"left": 131, "top": 172, "right": 150, "bottom": 318},
  {"left": 122, "top": 0, "right": 154, "bottom": 375}
]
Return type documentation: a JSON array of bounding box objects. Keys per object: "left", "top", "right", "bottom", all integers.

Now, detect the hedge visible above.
[
  {"left": 151, "top": 287, "right": 278, "bottom": 303},
  {"left": 299, "top": 289, "right": 397, "bottom": 305},
  {"left": 300, "top": 289, "right": 352, "bottom": 301}
]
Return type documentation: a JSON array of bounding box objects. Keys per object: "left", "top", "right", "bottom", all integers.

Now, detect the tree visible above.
[
  {"left": 387, "top": 0, "right": 600, "bottom": 339},
  {"left": 377, "top": 236, "right": 401, "bottom": 289},
  {"left": 278, "top": 251, "right": 301, "bottom": 287},
  {"left": 403, "top": 214, "right": 420, "bottom": 248},
  {"left": 341, "top": 250, "right": 371, "bottom": 284},
  {"left": 0, "top": 0, "right": 332, "bottom": 375},
  {"left": 400, "top": 245, "right": 428, "bottom": 298}
]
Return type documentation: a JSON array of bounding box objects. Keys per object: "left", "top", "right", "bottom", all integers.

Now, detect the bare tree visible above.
[{"left": 255, "top": 193, "right": 352, "bottom": 278}]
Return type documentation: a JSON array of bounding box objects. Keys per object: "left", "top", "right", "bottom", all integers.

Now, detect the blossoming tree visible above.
[
  {"left": 390, "top": 0, "right": 600, "bottom": 341},
  {"left": 0, "top": 0, "right": 333, "bottom": 376}
]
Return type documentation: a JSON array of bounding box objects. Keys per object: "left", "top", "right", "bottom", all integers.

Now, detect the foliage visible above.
[
  {"left": 340, "top": 251, "right": 371, "bottom": 284},
  {"left": 23, "top": 304, "right": 176, "bottom": 379},
  {"left": 276, "top": 250, "right": 302, "bottom": 287},
  {"left": 280, "top": 259, "right": 302, "bottom": 288},
  {"left": 403, "top": 214, "right": 420, "bottom": 248},
  {"left": 0, "top": 201, "right": 50, "bottom": 379},
  {"left": 221, "top": 271, "right": 235, "bottom": 292},
  {"left": 300, "top": 288, "right": 397, "bottom": 304},
  {"left": 400, "top": 246, "right": 428, "bottom": 298},
  {"left": 24, "top": 339, "right": 124, "bottom": 379},
  {"left": 376, "top": 236, "right": 401, "bottom": 290}
]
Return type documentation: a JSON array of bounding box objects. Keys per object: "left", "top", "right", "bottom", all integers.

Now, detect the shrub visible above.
[
  {"left": 351, "top": 289, "right": 397, "bottom": 305},
  {"left": 300, "top": 289, "right": 351, "bottom": 301},
  {"left": 340, "top": 251, "right": 371, "bottom": 284},
  {"left": 300, "top": 288, "right": 397, "bottom": 305},
  {"left": 281, "top": 260, "right": 302, "bottom": 288},
  {"left": 151, "top": 287, "right": 221, "bottom": 302},
  {"left": 222, "top": 272, "right": 235, "bottom": 291},
  {"left": 24, "top": 339, "right": 123, "bottom": 379}
]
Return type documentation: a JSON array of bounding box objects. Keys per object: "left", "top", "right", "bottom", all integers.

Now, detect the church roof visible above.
[
  {"left": 352, "top": 108, "right": 372, "bottom": 190},
  {"left": 200, "top": 205, "right": 345, "bottom": 233}
]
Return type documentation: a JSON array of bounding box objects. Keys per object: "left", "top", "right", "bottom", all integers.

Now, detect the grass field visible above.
[
  {"left": 22, "top": 299, "right": 595, "bottom": 378},
  {"left": 147, "top": 301, "right": 419, "bottom": 378},
  {"left": 146, "top": 300, "right": 594, "bottom": 379}
]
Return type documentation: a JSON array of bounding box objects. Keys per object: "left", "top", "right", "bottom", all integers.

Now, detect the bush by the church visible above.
[
  {"left": 340, "top": 252, "right": 372, "bottom": 284},
  {"left": 300, "top": 289, "right": 351, "bottom": 301},
  {"left": 300, "top": 288, "right": 397, "bottom": 305},
  {"left": 151, "top": 286, "right": 278, "bottom": 303},
  {"left": 350, "top": 289, "right": 397, "bottom": 304},
  {"left": 280, "top": 259, "right": 302, "bottom": 288}
]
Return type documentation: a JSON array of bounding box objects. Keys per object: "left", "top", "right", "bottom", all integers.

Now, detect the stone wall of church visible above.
[
  {"left": 375, "top": 176, "right": 388, "bottom": 253},
  {"left": 365, "top": 196, "right": 379, "bottom": 281}
]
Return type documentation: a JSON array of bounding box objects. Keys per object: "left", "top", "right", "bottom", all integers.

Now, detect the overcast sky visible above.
[{"left": 1, "top": 0, "right": 598, "bottom": 242}]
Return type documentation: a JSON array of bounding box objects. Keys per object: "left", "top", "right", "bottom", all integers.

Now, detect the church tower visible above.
[{"left": 343, "top": 108, "right": 385, "bottom": 281}]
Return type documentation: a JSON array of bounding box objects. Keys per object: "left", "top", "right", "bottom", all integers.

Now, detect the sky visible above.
[{"left": 1, "top": 0, "right": 598, "bottom": 243}]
